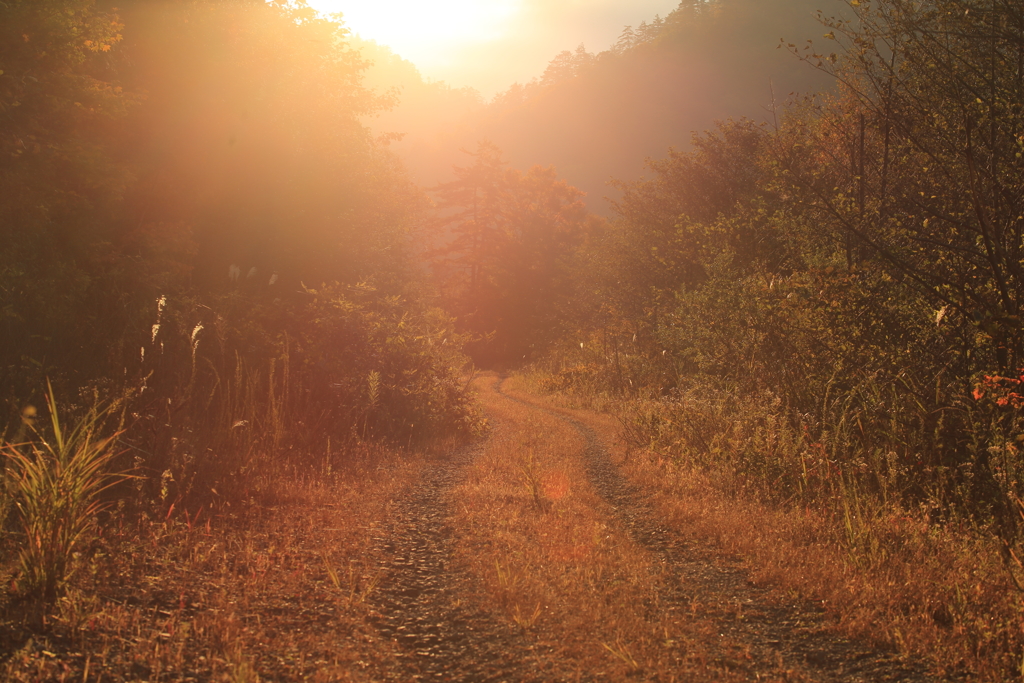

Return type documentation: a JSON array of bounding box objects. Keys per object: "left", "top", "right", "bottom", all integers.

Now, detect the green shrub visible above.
[{"left": 3, "top": 383, "right": 127, "bottom": 601}]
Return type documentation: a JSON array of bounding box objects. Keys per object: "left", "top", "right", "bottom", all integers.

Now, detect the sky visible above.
[{"left": 307, "top": 0, "right": 683, "bottom": 97}]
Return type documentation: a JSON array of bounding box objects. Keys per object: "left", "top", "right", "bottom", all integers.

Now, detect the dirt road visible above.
[{"left": 369, "top": 373, "right": 937, "bottom": 682}]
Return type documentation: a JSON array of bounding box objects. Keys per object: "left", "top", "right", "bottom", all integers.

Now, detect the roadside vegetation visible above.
[{"left": 503, "top": 1, "right": 1024, "bottom": 678}]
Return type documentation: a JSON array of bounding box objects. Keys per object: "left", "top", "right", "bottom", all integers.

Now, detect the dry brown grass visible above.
[
  {"left": 0, "top": 447, "right": 428, "bottom": 682},
  {"left": 7, "top": 370, "right": 1014, "bottom": 680},
  {"left": 502, "top": 374, "right": 1024, "bottom": 681},
  {"left": 449, "top": 373, "right": 812, "bottom": 681}
]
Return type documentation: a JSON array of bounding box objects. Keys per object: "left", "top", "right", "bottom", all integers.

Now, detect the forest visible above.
[{"left": 2, "top": 0, "right": 1024, "bottom": 680}]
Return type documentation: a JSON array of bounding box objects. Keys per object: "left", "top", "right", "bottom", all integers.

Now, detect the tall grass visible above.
[
  {"left": 520, "top": 360, "right": 1024, "bottom": 677},
  {"left": 0, "top": 462, "right": 12, "bottom": 541},
  {"left": 3, "top": 382, "right": 127, "bottom": 601},
  {"left": 117, "top": 287, "right": 484, "bottom": 512}
]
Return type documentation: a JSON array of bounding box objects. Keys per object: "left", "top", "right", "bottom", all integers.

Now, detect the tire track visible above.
[
  {"left": 495, "top": 377, "right": 941, "bottom": 682},
  {"left": 368, "top": 440, "right": 539, "bottom": 682}
]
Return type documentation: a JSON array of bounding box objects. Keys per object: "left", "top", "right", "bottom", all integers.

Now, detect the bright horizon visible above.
[{"left": 307, "top": 0, "right": 683, "bottom": 96}]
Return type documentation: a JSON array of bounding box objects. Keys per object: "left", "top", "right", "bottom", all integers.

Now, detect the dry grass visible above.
[
  {"left": 0, "top": 447, "right": 427, "bottom": 682},
  {"left": 449, "top": 373, "right": 801, "bottom": 681},
  {"left": 502, "top": 374, "right": 1024, "bottom": 681},
  {"left": 7, "top": 369, "right": 1013, "bottom": 680}
]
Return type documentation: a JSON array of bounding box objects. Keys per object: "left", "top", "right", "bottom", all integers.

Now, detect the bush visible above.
[
  {"left": 116, "top": 282, "right": 483, "bottom": 511},
  {"left": 3, "top": 384, "right": 126, "bottom": 602}
]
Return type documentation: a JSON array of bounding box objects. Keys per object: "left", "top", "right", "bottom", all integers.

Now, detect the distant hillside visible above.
[{"left": 358, "top": 0, "right": 845, "bottom": 212}]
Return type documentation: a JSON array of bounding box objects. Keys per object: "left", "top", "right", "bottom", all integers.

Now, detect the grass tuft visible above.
[
  {"left": 518, "top": 448, "right": 548, "bottom": 511},
  {"left": 2, "top": 381, "right": 128, "bottom": 603}
]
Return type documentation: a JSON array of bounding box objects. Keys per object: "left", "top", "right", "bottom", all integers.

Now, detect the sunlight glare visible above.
[{"left": 308, "top": 0, "right": 520, "bottom": 70}]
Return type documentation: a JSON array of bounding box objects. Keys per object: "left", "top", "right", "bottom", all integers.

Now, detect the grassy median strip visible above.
[{"left": 450, "top": 373, "right": 795, "bottom": 681}]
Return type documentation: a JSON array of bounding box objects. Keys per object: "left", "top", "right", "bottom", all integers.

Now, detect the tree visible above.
[
  {"left": 782, "top": 0, "right": 1024, "bottom": 373},
  {"left": 0, "top": 0, "right": 137, "bottom": 399},
  {"left": 114, "top": 0, "right": 414, "bottom": 293},
  {"left": 540, "top": 44, "right": 595, "bottom": 88},
  {"left": 429, "top": 143, "right": 595, "bottom": 366},
  {"left": 606, "top": 119, "right": 772, "bottom": 333}
]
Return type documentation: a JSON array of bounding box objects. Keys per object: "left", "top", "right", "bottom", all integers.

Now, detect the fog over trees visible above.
[{"left": 365, "top": 0, "right": 845, "bottom": 211}]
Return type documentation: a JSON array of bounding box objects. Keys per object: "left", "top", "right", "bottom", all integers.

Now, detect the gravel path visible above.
[
  {"left": 369, "top": 441, "right": 540, "bottom": 682},
  {"left": 494, "top": 377, "right": 940, "bottom": 682},
  {"left": 367, "top": 376, "right": 945, "bottom": 681}
]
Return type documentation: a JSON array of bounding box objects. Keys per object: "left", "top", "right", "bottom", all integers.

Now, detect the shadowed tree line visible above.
[{"left": 0, "top": 0, "right": 481, "bottom": 529}]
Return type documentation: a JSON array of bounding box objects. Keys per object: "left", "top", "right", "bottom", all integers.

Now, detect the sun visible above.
[{"left": 307, "top": 0, "right": 520, "bottom": 72}]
